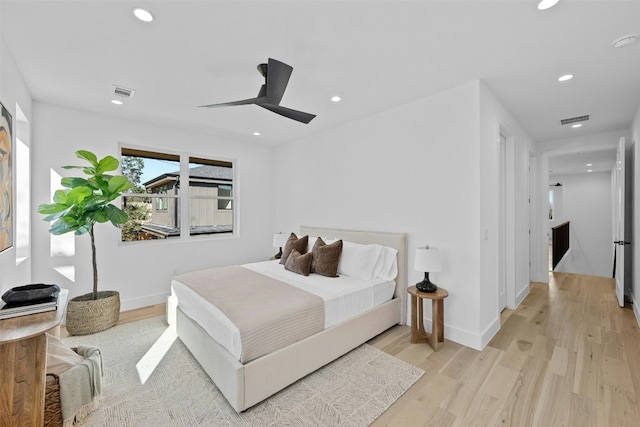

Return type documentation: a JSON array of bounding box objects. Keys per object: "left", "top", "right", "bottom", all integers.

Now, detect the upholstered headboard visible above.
[{"left": 300, "top": 226, "right": 407, "bottom": 325}]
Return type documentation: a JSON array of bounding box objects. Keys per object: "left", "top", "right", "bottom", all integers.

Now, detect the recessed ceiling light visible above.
[
  {"left": 612, "top": 34, "right": 638, "bottom": 48},
  {"left": 586, "top": 163, "right": 592, "bottom": 166},
  {"left": 558, "top": 74, "right": 573, "bottom": 82},
  {"left": 331, "top": 96, "right": 341, "bottom": 102},
  {"left": 587, "top": 170, "right": 593, "bottom": 173},
  {"left": 253, "top": 132, "right": 260, "bottom": 136},
  {"left": 133, "top": 8, "right": 153, "bottom": 22},
  {"left": 111, "top": 99, "right": 123, "bottom": 105},
  {"left": 572, "top": 123, "right": 582, "bottom": 128},
  {"left": 538, "top": 0, "right": 560, "bottom": 10}
]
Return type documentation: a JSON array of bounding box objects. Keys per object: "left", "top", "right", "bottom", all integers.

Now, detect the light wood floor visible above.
[
  {"left": 81, "top": 273, "right": 640, "bottom": 426},
  {"left": 370, "top": 272, "right": 640, "bottom": 426}
]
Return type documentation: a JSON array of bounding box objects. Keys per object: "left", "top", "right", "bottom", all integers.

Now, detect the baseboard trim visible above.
[
  {"left": 120, "top": 292, "right": 169, "bottom": 312},
  {"left": 422, "top": 317, "right": 485, "bottom": 351},
  {"left": 480, "top": 316, "right": 501, "bottom": 349},
  {"left": 514, "top": 283, "right": 529, "bottom": 307}
]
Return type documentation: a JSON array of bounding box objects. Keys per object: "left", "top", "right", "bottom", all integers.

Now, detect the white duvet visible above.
[{"left": 171, "top": 260, "right": 396, "bottom": 361}]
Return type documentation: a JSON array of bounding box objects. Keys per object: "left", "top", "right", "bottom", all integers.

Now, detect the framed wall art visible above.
[{"left": 0, "top": 101, "right": 13, "bottom": 253}]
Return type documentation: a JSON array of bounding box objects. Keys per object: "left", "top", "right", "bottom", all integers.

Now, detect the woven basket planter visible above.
[{"left": 66, "top": 291, "right": 120, "bottom": 335}]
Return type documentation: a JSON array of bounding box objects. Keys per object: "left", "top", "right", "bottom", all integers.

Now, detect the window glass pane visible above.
[
  {"left": 188, "top": 157, "right": 233, "bottom": 236},
  {"left": 121, "top": 149, "right": 180, "bottom": 241},
  {"left": 122, "top": 195, "right": 180, "bottom": 240},
  {"left": 189, "top": 199, "right": 233, "bottom": 235}
]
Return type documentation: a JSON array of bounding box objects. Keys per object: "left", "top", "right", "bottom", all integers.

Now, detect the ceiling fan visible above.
[{"left": 199, "top": 58, "right": 316, "bottom": 124}]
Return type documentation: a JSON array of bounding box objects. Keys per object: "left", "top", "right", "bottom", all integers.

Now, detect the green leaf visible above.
[
  {"left": 89, "top": 176, "right": 109, "bottom": 193},
  {"left": 37, "top": 203, "right": 68, "bottom": 215},
  {"left": 106, "top": 204, "right": 129, "bottom": 225},
  {"left": 107, "top": 175, "right": 132, "bottom": 194},
  {"left": 66, "top": 186, "right": 93, "bottom": 205},
  {"left": 49, "top": 220, "right": 79, "bottom": 235},
  {"left": 52, "top": 189, "right": 69, "bottom": 205},
  {"left": 76, "top": 150, "right": 98, "bottom": 167},
  {"left": 75, "top": 223, "right": 93, "bottom": 235},
  {"left": 61, "top": 177, "right": 89, "bottom": 188},
  {"left": 87, "top": 207, "right": 110, "bottom": 223},
  {"left": 96, "top": 156, "right": 119, "bottom": 175}
]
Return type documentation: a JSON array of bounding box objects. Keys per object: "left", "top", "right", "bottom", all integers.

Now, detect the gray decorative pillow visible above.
[
  {"left": 284, "top": 249, "right": 312, "bottom": 276},
  {"left": 280, "top": 233, "right": 309, "bottom": 265},
  {"left": 311, "top": 238, "right": 343, "bottom": 277}
]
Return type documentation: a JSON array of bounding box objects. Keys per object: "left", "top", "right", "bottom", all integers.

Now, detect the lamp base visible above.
[
  {"left": 274, "top": 248, "right": 283, "bottom": 260},
  {"left": 416, "top": 273, "right": 438, "bottom": 293}
]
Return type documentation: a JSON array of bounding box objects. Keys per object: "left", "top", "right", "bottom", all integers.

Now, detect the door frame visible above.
[
  {"left": 535, "top": 142, "right": 618, "bottom": 283},
  {"left": 498, "top": 124, "right": 517, "bottom": 309}
]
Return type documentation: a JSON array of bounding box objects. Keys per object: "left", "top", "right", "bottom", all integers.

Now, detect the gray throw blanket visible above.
[{"left": 59, "top": 345, "right": 103, "bottom": 425}]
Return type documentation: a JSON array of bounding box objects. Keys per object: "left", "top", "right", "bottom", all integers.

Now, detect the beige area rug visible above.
[{"left": 62, "top": 316, "right": 423, "bottom": 426}]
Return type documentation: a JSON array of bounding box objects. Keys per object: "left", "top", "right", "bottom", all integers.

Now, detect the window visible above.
[
  {"left": 188, "top": 157, "right": 234, "bottom": 236},
  {"left": 120, "top": 147, "right": 234, "bottom": 242}
]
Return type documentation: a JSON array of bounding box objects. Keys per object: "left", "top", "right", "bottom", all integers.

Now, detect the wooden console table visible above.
[
  {"left": 408, "top": 286, "right": 448, "bottom": 351},
  {"left": 0, "top": 289, "right": 68, "bottom": 427}
]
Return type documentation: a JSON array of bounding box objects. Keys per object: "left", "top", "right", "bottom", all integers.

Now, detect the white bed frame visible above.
[{"left": 170, "top": 226, "right": 407, "bottom": 412}]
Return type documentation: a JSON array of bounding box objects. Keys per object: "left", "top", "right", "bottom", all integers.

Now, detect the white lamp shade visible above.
[
  {"left": 273, "top": 232, "right": 289, "bottom": 248},
  {"left": 415, "top": 247, "right": 443, "bottom": 273}
]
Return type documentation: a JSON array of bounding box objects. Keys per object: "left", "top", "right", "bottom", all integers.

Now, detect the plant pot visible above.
[{"left": 65, "top": 290, "right": 120, "bottom": 336}]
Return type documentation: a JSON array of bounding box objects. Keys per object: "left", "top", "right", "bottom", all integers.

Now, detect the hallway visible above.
[{"left": 370, "top": 272, "right": 640, "bottom": 426}]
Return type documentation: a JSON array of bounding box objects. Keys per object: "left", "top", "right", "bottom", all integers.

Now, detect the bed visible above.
[{"left": 167, "top": 226, "right": 407, "bottom": 412}]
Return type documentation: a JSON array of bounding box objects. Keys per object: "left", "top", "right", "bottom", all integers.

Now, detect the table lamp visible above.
[
  {"left": 415, "top": 246, "right": 442, "bottom": 293},
  {"left": 272, "top": 232, "right": 288, "bottom": 259}
]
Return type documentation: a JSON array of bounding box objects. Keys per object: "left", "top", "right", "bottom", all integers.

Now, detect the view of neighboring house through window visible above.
[
  {"left": 188, "top": 157, "right": 234, "bottom": 236},
  {"left": 120, "top": 148, "right": 234, "bottom": 241}
]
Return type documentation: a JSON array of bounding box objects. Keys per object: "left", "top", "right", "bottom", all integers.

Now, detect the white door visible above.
[{"left": 614, "top": 137, "right": 626, "bottom": 307}]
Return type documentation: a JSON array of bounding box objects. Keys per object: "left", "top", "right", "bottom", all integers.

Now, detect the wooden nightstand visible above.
[{"left": 408, "top": 286, "right": 448, "bottom": 351}]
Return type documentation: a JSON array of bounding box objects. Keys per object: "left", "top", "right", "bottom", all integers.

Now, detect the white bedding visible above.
[{"left": 171, "top": 260, "right": 396, "bottom": 361}]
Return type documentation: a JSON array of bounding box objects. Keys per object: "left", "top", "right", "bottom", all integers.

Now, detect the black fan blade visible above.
[
  {"left": 199, "top": 97, "right": 268, "bottom": 109},
  {"left": 265, "top": 58, "right": 292, "bottom": 106},
  {"left": 259, "top": 103, "right": 316, "bottom": 124},
  {"left": 200, "top": 83, "right": 268, "bottom": 108}
]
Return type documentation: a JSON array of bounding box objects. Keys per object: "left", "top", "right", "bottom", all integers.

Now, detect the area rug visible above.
[{"left": 62, "top": 316, "right": 423, "bottom": 427}]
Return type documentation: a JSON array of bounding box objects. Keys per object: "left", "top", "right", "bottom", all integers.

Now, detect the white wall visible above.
[
  {"left": 31, "top": 102, "right": 275, "bottom": 310},
  {"left": 0, "top": 34, "right": 33, "bottom": 294},
  {"left": 275, "top": 80, "right": 534, "bottom": 349},
  {"left": 479, "top": 83, "right": 535, "bottom": 326},
  {"left": 551, "top": 171, "right": 613, "bottom": 278}
]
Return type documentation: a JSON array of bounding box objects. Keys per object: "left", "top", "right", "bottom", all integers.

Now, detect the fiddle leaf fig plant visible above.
[{"left": 38, "top": 150, "right": 132, "bottom": 299}]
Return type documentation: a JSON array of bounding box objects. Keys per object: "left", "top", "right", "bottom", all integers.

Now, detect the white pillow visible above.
[
  {"left": 372, "top": 245, "right": 398, "bottom": 280},
  {"left": 338, "top": 241, "right": 382, "bottom": 280}
]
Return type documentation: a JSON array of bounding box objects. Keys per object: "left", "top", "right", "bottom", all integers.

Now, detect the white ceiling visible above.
[
  {"left": 548, "top": 148, "right": 617, "bottom": 177},
  {"left": 1, "top": 0, "right": 639, "bottom": 146}
]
